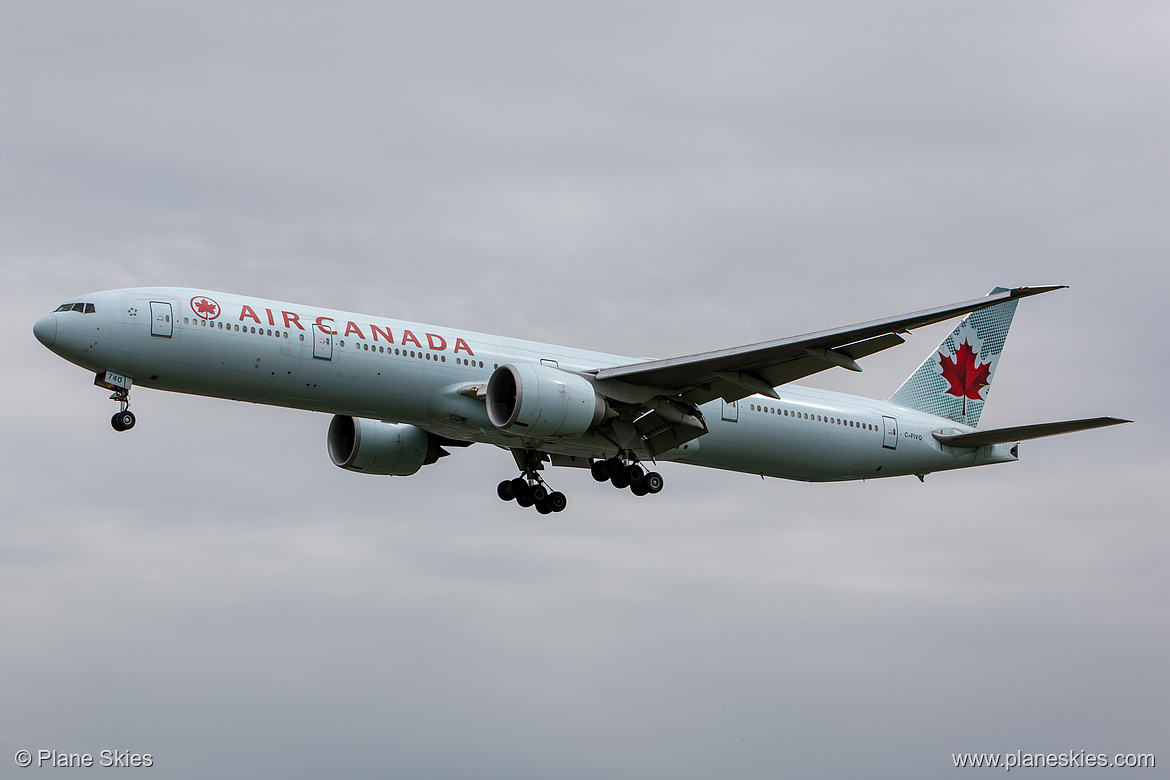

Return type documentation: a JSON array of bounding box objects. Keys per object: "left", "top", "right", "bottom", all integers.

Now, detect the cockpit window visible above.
[{"left": 53, "top": 302, "right": 96, "bottom": 313}]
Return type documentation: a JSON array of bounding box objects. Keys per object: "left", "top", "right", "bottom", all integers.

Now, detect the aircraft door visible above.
[
  {"left": 149, "top": 301, "right": 172, "bottom": 337},
  {"left": 313, "top": 323, "right": 333, "bottom": 360},
  {"left": 882, "top": 415, "right": 898, "bottom": 449},
  {"left": 721, "top": 399, "right": 739, "bottom": 422}
]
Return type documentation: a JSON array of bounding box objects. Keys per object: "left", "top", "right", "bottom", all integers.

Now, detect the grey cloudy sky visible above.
[{"left": 1, "top": 2, "right": 1165, "bottom": 777}]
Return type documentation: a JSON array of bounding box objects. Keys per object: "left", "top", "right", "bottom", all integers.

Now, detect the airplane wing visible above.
[
  {"left": 594, "top": 286, "right": 1065, "bottom": 407},
  {"left": 932, "top": 417, "right": 1131, "bottom": 448},
  {"left": 587, "top": 285, "right": 1066, "bottom": 457}
]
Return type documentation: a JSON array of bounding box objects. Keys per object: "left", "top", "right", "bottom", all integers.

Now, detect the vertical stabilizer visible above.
[{"left": 888, "top": 288, "right": 1019, "bottom": 428}]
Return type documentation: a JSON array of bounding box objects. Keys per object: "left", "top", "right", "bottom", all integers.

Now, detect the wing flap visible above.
[{"left": 933, "top": 417, "right": 1131, "bottom": 448}]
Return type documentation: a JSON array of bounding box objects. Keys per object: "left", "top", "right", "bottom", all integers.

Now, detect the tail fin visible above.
[{"left": 888, "top": 288, "right": 1019, "bottom": 428}]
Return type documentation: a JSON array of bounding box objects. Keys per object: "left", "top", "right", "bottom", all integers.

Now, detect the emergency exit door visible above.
[
  {"left": 313, "top": 323, "right": 333, "bottom": 360},
  {"left": 882, "top": 416, "right": 898, "bottom": 449},
  {"left": 149, "top": 301, "right": 172, "bottom": 337}
]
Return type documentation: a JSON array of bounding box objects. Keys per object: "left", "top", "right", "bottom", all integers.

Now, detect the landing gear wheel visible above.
[
  {"left": 590, "top": 460, "right": 609, "bottom": 482},
  {"left": 604, "top": 457, "right": 625, "bottom": 480},
  {"left": 111, "top": 411, "right": 135, "bottom": 431},
  {"left": 517, "top": 495, "right": 534, "bottom": 508},
  {"left": 610, "top": 471, "right": 630, "bottom": 490},
  {"left": 630, "top": 481, "right": 649, "bottom": 496},
  {"left": 645, "top": 471, "right": 664, "bottom": 494},
  {"left": 535, "top": 500, "right": 553, "bottom": 515},
  {"left": 531, "top": 485, "right": 549, "bottom": 503},
  {"left": 510, "top": 478, "right": 530, "bottom": 501},
  {"left": 497, "top": 480, "right": 515, "bottom": 501},
  {"left": 547, "top": 491, "right": 568, "bottom": 512},
  {"left": 625, "top": 464, "right": 645, "bottom": 484}
]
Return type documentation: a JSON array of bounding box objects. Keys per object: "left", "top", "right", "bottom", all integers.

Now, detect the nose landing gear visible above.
[
  {"left": 96, "top": 372, "right": 136, "bottom": 432},
  {"left": 109, "top": 388, "right": 135, "bottom": 431}
]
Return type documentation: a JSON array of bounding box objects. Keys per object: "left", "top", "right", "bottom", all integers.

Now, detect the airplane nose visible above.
[{"left": 33, "top": 315, "right": 57, "bottom": 348}]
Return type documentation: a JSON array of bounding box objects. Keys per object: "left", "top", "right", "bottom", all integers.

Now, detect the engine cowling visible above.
[
  {"left": 486, "top": 362, "right": 608, "bottom": 438},
  {"left": 327, "top": 416, "right": 442, "bottom": 476}
]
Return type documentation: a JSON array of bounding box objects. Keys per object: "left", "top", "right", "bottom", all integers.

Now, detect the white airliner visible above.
[{"left": 33, "top": 285, "right": 1127, "bottom": 512}]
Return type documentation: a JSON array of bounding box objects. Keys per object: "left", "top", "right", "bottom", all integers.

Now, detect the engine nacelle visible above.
[
  {"left": 327, "top": 416, "right": 442, "bottom": 476},
  {"left": 486, "top": 362, "right": 608, "bottom": 438}
]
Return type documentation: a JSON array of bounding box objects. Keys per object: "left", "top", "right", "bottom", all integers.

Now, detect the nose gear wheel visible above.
[{"left": 109, "top": 388, "right": 135, "bottom": 431}]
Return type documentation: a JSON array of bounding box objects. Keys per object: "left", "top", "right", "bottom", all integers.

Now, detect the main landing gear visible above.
[
  {"left": 591, "top": 454, "right": 663, "bottom": 497},
  {"left": 497, "top": 474, "right": 568, "bottom": 514},
  {"left": 109, "top": 388, "right": 136, "bottom": 432},
  {"left": 496, "top": 451, "right": 663, "bottom": 514}
]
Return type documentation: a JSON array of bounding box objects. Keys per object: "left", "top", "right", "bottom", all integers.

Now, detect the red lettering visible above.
[
  {"left": 370, "top": 323, "right": 394, "bottom": 343},
  {"left": 454, "top": 338, "right": 474, "bottom": 356},
  {"left": 426, "top": 333, "right": 447, "bottom": 351},
  {"left": 315, "top": 316, "right": 336, "bottom": 335},
  {"left": 344, "top": 321, "right": 365, "bottom": 339},
  {"left": 282, "top": 311, "right": 303, "bottom": 330},
  {"left": 265, "top": 308, "right": 275, "bottom": 326},
  {"left": 401, "top": 330, "right": 422, "bottom": 348},
  {"left": 239, "top": 305, "right": 262, "bottom": 324}
]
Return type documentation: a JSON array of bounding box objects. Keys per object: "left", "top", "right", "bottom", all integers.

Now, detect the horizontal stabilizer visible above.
[{"left": 933, "top": 417, "right": 1131, "bottom": 448}]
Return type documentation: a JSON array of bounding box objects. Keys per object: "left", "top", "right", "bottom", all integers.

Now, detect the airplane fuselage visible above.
[{"left": 34, "top": 287, "right": 1015, "bottom": 484}]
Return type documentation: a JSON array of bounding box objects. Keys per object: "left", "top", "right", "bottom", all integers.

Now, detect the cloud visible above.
[{"left": 2, "top": 2, "right": 1166, "bottom": 777}]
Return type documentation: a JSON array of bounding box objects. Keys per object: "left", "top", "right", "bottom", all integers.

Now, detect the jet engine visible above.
[
  {"left": 486, "top": 362, "right": 609, "bottom": 438},
  {"left": 327, "top": 416, "right": 445, "bottom": 476}
]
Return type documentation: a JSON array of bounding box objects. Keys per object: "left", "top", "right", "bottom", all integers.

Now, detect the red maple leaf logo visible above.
[
  {"left": 191, "top": 297, "right": 220, "bottom": 319},
  {"left": 938, "top": 339, "right": 992, "bottom": 413}
]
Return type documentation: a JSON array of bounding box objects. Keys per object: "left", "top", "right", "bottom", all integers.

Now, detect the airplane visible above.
[{"left": 32, "top": 285, "right": 1128, "bottom": 513}]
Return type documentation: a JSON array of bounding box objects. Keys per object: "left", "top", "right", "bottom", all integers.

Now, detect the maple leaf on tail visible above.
[{"left": 938, "top": 339, "right": 992, "bottom": 419}]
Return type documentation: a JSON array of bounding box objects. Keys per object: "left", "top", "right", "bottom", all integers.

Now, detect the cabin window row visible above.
[
  {"left": 184, "top": 317, "right": 295, "bottom": 339},
  {"left": 748, "top": 402, "right": 876, "bottom": 431},
  {"left": 180, "top": 316, "right": 496, "bottom": 369},
  {"left": 336, "top": 340, "right": 487, "bottom": 367},
  {"left": 338, "top": 339, "right": 455, "bottom": 363}
]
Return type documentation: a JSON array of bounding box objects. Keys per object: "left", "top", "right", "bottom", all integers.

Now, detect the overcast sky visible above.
[{"left": 1, "top": 2, "right": 1166, "bottom": 777}]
